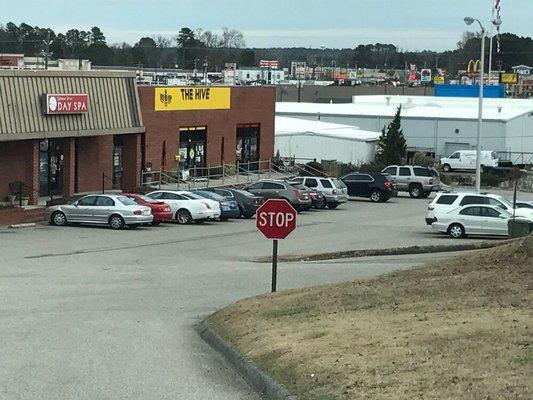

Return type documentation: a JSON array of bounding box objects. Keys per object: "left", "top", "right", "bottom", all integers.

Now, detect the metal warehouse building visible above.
[
  {"left": 275, "top": 116, "right": 379, "bottom": 164},
  {"left": 276, "top": 95, "right": 533, "bottom": 158}
]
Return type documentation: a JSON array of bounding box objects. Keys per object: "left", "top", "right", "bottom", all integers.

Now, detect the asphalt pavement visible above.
[{"left": 1, "top": 189, "right": 532, "bottom": 399}]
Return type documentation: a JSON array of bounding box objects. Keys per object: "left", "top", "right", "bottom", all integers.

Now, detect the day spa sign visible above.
[{"left": 42, "top": 93, "right": 89, "bottom": 115}]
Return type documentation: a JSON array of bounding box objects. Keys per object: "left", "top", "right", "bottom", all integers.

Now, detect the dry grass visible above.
[{"left": 208, "top": 239, "right": 533, "bottom": 400}]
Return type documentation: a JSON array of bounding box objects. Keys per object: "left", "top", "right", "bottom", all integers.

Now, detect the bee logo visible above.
[{"left": 160, "top": 89, "right": 172, "bottom": 107}]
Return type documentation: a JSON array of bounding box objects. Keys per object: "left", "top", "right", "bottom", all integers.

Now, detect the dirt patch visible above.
[{"left": 209, "top": 238, "right": 533, "bottom": 400}]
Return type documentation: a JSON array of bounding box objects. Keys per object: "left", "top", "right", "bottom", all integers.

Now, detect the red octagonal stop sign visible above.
[{"left": 256, "top": 199, "right": 297, "bottom": 240}]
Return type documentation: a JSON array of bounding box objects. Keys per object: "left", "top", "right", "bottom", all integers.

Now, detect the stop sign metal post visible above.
[{"left": 256, "top": 199, "right": 297, "bottom": 292}]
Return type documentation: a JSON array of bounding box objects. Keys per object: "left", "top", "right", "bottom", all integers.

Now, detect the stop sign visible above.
[{"left": 256, "top": 199, "right": 297, "bottom": 240}]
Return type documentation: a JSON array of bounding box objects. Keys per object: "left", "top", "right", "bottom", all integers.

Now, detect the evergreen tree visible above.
[{"left": 375, "top": 106, "right": 407, "bottom": 165}]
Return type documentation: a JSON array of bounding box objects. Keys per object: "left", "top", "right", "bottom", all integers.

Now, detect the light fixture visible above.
[{"left": 464, "top": 17, "right": 475, "bottom": 25}]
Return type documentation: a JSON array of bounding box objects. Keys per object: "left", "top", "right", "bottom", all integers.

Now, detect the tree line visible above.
[{"left": 1, "top": 22, "right": 532, "bottom": 73}]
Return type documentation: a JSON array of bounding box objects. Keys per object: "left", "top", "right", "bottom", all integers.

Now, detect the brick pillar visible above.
[
  {"left": 121, "top": 134, "right": 142, "bottom": 192},
  {"left": 62, "top": 138, "right": 76, "bottom": 199},
  {"left": 25, "top": 140, "right": 39, "bottom": 205},
  {"left": 76, "top": 136, "right": 114, "bottom": 193}
]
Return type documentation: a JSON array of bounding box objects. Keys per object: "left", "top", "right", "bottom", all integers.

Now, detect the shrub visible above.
[
  {"left": 412, "top": 151, "right": 435, "bottom": 167},
  {"left": 481, "top": 173, "right": 505, "bottom": 187}
]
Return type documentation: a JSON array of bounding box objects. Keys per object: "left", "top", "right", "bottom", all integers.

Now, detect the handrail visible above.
[
  {"left": 101, "top": 172, "right": 114, "bottom": 194},
  {"left": 140, "top": 159, "right": 306, "bottom": 192}
]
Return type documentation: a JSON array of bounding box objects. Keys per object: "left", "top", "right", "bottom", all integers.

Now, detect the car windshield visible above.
[
  {"left": 117, "top": 196, "right": 137, "bottom": 206},
  {"left": 182, "top": 193, "right": 204, "bottom": 200},
  {"left": 500, "top": 209, "right": 513, "bottom": 218},
  {"left": 332, "top": 179, "right": 346, "bottom": 189},
  {"left": 497, "top": 197, "right": 514, "bottom": 209},
  {"left": 195, "top": 191, "right": 224, "bottom": 201},
  {"left": 133, "top": 194, "right": 158, "bottom": 203},
  {"left": 234, "top": 189, "right": 255, "bottom": 197}
]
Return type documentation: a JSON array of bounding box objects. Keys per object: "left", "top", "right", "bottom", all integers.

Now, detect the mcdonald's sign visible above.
[{"left": 467, "top": 59, "right": 481, "bottom": 74}]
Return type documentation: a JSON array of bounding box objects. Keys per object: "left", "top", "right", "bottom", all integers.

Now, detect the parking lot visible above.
[{"left": 2, "top": 189, "right": 532, "bottom": 399}]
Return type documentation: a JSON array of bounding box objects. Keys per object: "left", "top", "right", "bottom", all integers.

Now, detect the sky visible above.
[{"left": 2, "top": 0, "right": 532, "bottom": 51}]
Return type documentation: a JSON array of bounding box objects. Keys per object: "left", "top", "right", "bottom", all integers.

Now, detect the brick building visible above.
[
  {"left": 0, "top": 70, "right": 144, "bottom": 205},
  {"left": 0, "top": 70, "right": 276, "bottom": 218},
  {"left": 138, "top": 86, "right": 275, "bottom": 173}
]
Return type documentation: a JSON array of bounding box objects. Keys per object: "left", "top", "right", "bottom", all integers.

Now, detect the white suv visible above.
[{"left": 425, "top": 192, "right": 533, "bottom": 225}]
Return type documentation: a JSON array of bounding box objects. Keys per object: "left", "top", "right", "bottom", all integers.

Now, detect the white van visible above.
[{"left": 440, "top": 150, "right": 499, "bottom": 172}]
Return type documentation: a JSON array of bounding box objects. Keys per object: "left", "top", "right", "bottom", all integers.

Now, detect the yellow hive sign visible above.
[{"left": 155, "top": 87, "right": 231, "bottom": 111}]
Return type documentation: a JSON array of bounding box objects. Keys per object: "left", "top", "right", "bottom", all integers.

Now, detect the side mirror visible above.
[{"left": 73, "top": 202, "right": 79, "bottom": 207}]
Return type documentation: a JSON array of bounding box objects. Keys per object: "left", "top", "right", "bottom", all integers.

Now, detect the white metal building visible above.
[
  {"left": 276, "top": 95, "right": 533, "bottom": 157},
  {"left": 275, "top": 116, "right": 379, "bottom": 164},
  {"left": 223, "top": 67, "right": 285, "bottom": 85}
]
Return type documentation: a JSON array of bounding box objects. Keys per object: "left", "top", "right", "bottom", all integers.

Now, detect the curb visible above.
[
  {"left": 197, "top": 320, "right": 297, "bottom": 400},
  {"left": 8, "top": 223, "right": 37, "bottom": 229},
  {"left": 253, "top": 240, "right": 514, "bottom": 263}
]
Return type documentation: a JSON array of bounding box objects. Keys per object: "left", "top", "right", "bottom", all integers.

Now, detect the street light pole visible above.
[
  {"left": 464, "top": 17, "right": 485, "bottom": 193},
  {"left": 488, "top": 34, "right": 493, "bottom": 85},
  {"left": 488, "top": 17, "right": 502, "bottom": 87}
]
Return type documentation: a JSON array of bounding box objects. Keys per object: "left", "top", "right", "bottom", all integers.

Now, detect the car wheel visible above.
[
  {"left": 443, "top": 164, "right": 451, "bottom": 172},
  {"left": 370, "top": 190, "right": 382, "bottom": 203},
  {"left": 151, "top": 221, "right": 161, "bottom": 226},
  {"left": 318, "top": 201, "right": 327, "bottom": 209},
  {"left": 448, "top": 223, "right": 465, "bottom": 238},
  {"left": 409, "top": 185, "right": 423, "bottom": 199},
  {"left": 327, "top": 202, "right": 339, "bottom": 209},
  {"left": 51, "top": 211, "right": 67, "bottom": 226},
  {"left": 176, "top": 209, "right": 192, "bottom": 225},
  {"left": 220, "top": 216, "right": 229, "bottom": 221},
  {"left": 109, "top": 214, "right": 125, "bottom": 230}
]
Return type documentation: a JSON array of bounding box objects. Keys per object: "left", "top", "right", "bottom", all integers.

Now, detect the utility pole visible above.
[
  {"left": 203, "top": 57, "right": 208, "bottom": 85},
  {"left": 44, "top": 30, "right": 50, "bottom": 70}
]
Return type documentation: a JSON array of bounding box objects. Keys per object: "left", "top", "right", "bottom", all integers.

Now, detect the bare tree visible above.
[
  {"left": 201, "top": 30, "right": 222, "bottom": 48},
  {"left": 155, "top": 35, "right": 173, "bottom": 48},
  {"left": 221, "top": 27, "right": 245, "bottom": 48},
  {"left": 457, "top": 31, "right": 481, "bottom": 49}
]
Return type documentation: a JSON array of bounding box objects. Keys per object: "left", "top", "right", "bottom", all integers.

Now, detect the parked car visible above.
[
  {"left": 381, "top": 165, "right": 440, "bottom": 198},
  {"left": 243, "top": 179, "right": 312, "bottom": 211},
  {"left": 340, "top": 172, "right": 396, "bottom": 202},
  {"left": 45, "top": 194, "right": 153, "bottom": 229},
  {"left": 288, "top": 176, "right": 348, "bottom": 209},
  {"left": 192, "top": 190, "right": 240, "bottom": 221},
  {"left": 203, "top": 187, "right": 264, "bottom": 218},
  {"left": 425, "top": 192, "right": 533, "bottom": 225},
  {"left": 288, "top": 183, "right": 325, "bottom": 209},
  {"left": 122, "top": 193, "right": 172, "bottom": 225},
  {"left": 515, "top": 201, "right": 533, "bottom": 209},
  {"left": 146, "top": 190, "right": 220, "bottom": 224},
  {"left": 431, "top": 204, "right": 512, "bottom": 238},
  {"left": 440, "top": 150, "right": 499, "bottom": 172}
]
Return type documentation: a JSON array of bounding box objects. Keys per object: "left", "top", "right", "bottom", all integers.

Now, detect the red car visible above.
[{"left": 122, "top": 193, "right": 172, "bottom": 225}]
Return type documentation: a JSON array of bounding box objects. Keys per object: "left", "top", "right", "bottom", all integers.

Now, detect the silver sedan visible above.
[{"left": 45, "top": 194, "right": 153, "bottom": 229}]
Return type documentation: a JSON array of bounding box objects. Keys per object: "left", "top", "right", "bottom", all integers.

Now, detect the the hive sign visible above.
[{"left": 154, "top": 87, "right": 231, "bottom": 111}]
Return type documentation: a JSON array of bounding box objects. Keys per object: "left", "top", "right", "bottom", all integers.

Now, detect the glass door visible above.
[
  {"left": 39, "top": 139, "right": 64, "bottom": 196},
  {"left": 236, "top": 124, "right": 260, "bottom": 171}
]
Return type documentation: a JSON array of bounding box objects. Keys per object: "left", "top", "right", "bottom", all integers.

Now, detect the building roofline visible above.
[{"left": 0, "top": 69, "right": 136, "bottom": 78}]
